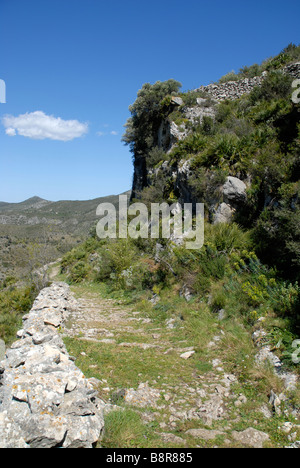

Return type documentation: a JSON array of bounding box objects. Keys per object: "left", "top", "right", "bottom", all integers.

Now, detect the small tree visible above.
[{"left": 123, "top": 79, "right": 182, "bottom": 157}]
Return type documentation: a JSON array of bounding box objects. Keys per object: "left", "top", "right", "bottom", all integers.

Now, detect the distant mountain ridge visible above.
[
  {"left": 0, "top": 191, "right": 131, "bottom": 235},
  {"left": 0, "top": 190, "right": 131, "bottom": 281}
]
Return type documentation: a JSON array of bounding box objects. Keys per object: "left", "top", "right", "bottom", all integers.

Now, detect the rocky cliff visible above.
[
  {"left": 131, "top": 62, "right": 300, "bottom": 225},
  {"left": 0, "top": 283, "right": 110, "bottom": 448}
]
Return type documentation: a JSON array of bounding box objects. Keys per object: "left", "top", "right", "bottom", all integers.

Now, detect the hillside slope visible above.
[{"left": 0, "top": 191, "right": 130, "bottom": 280}]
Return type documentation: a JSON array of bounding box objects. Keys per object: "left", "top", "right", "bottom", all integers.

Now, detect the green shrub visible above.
[
  {"left": 147, "top": 147, "right": 168, "bottom": 167},
  {"left": 0, "top": 284, "right": 35, "bottom": 345},
  {"left": 249, "top": 71, "right": 293, "bottom": 104},
  {"left": 69, "top": 261, "right": 90, "bottom": 283},
  {"left": 171, "top": 133, "right": 208, "bottom": 160},
  {"left": 205, "top": 222, "right": 252, "bottom": 254},
  {"left": 218, "top": 70, "right": 239, "bottom": 83},
  {"left": 123, "top": 79, "right": 182, "bottom": 156}
]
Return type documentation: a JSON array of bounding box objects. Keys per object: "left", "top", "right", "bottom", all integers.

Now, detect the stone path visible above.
[
  {"left": 1, "top": 280, "right": 298, "bottom": 448},
  {"left": 62, "top": 285, "right": 295, "bottom": 448}
]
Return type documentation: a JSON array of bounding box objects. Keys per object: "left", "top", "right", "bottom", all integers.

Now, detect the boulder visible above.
[
  {"left": 222, "top": 176, "right": 247, "bottom": 205},
  {"left": 232, "top": 427, "right": 270, "bottom": 448},
  {"left": 213, "top": 202, "right": 234, "bottom": 224}
]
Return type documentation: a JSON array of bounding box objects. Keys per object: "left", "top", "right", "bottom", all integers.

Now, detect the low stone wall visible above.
[
  {"left": 284, "top": 62, "right": 300, "bottom": 79},
  {"left": 195, "top": 62, "right": 300, "bottom": 102},
  {"left": 196, "top": 75, "right": 266, "bottom": 101},
  {"left": 0, "top": 282, "right": 107, "bottom": 448}
]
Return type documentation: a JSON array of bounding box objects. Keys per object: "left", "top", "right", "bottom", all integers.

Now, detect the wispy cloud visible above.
[
  {"left": 96, "top": 126, "right": 118, "bottom": 137},
  {"left": 2, "top": 111, "right": 88, "bottom": 141}
]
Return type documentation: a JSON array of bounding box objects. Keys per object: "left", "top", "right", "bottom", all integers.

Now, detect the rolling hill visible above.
[{"left": 0, "top": 191, "right": 130, "bottom": 280}]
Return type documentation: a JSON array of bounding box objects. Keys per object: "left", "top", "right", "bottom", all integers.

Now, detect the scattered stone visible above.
[
  {"left": 180, "top": 350, "right": 195, "bottom": 360},
  {"left": 259, "top": 404, "right": 273, "bottom": 420},
  {"left": 150, "top": 294, "right": 160, "bottom": 305},
  {"left": 232, "top": 428, "right": 270, "bottom": 448},
  {"left": 152, "top": 333, "right": 161, "bottom": 340},
  {"left": 213, "top": 202, "right": 234, "bottom": 225},
  {"left": 217, "top": 309, "right": 226, "bottom": 321},
  {"left": 160, "top": 432, "right": 186, "bottom": 446},
  {"left": 180, "top": 286, "right": 193, "bottom": 302},
  {"left": 165, "top": 318, "right": 176, "bottom": 329},
  {"left": 124, "top": 383, "right": 161, "bottom": 408},
  {"left": 253, "top": 321, "right": 298, "bottom": 392},
  {"left": 280, "top": 422, "right": 294, "bottom": 434},
  {"left": 269, "top": 390, "right": 282, "bottom": 416},
  {"left": 285, "top": 441, "right": 300, "bottom": 449},
  {"left": 234, "top": 394, "right": 248, "bottom": 408},
  {"left": 99, "top": 338, "right": 116, "bottom": 344}
]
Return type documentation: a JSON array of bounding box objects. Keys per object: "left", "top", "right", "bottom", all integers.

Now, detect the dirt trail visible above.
[{"left": 61, "top": 285, "right": 279, "bottom": 448}]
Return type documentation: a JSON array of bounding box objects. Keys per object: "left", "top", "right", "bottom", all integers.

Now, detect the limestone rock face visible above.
[
  {"left": 213, "top": 203, "right": 235, "bottom": 225},
  {"left": 0, "top": 283, "right": 107, "bottom": 448},
  {"left": 131, "top": 64, "right": 300, "bottom": 211},
  {"left": 212, "top": 177, "right": 247, "bottom": 224},
  {"left": 222, "top": 176, "right": 247, "bottom": 205}
]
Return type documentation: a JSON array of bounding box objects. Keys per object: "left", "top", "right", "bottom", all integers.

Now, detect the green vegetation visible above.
[
  {"left": 60, "top": 218, "right": 299, "bottom": 370},
  {"left": 122, "top": 79, "right": 182, "bottom": 160},
  {"left": 60, "top": 44, "right": 300, "bottom": 378},
  {"left": 0, "top": 278, "right": 36, "bottom": 346},
  {"left": 218, "top": 43, "right": 300, "bottom": 82},
  {"left": 0, "top": 45, "right": 299, "bottom": 448}
]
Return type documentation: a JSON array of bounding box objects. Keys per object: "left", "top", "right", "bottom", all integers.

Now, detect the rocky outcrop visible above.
[
  {"left": 212, "top": 176, "right": 248, "bottom": 224},
  {"left": 132, "top": 63, "right": 300, "bottom": 206},
  {"left": 253, "top": 319, "right": 298, "bottom": 393},
  {"left": 0, "top": 283, "right": 108, "bottom": 448}
]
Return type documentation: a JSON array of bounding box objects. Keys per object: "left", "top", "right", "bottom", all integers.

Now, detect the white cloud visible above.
[
  {"left": 96, "top": 129, "right": 118, "bottom": 137},
  {"left": 5, "top": 127, "right": 16, "bottom": 136},
  {"left": 2, "top": 111, "right": 88, "bottom": 141}
]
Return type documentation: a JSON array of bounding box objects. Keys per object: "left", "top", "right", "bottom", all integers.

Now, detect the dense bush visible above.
[{"left": 0, "top": 282, "right": 35, "bottom": 346}]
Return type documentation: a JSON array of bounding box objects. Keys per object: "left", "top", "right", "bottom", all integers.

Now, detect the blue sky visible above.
[{"left": 0, "top": 0, "right": 299, "bottom": 202}]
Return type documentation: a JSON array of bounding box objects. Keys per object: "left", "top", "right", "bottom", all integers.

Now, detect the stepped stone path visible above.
[{"left": 62, "top": 285, "right": 282, "bottom": 448}]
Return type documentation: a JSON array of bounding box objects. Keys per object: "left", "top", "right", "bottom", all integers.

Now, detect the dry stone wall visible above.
[
  {"left": 195, "top": 62, "right": 300, "bottom": 101},
  {"left": 0, "top": 282, "right": 108, "bottom": 448},
  {"left": 196, "top": 74, "right": 266, "bottom": 101}
]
